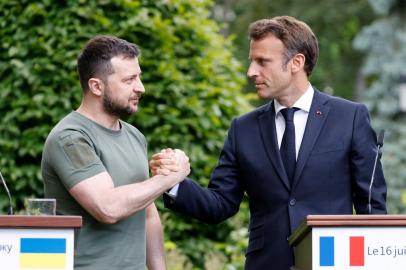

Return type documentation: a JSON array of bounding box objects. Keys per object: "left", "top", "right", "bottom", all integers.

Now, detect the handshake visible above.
[{"left": 149, "top": 148, "right": 191, "bottom": 184}]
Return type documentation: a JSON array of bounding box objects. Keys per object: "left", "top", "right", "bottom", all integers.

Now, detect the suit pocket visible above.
[
  {"left": 246, "top": 216, "right": 265, "bottom": 255},
  {"left": 311, "top": 142, "right": 343, "bottom": 156}
]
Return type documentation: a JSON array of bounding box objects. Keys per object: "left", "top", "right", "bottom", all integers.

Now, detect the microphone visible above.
[
  {"left": 0, "top": 170, "right": 14, "bottom": 215},
  {"left": 367, "top": 130, "right": 385, "bottom": 214}
]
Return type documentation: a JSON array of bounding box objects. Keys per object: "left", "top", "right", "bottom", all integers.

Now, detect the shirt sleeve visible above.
[
  {"left": 44, "top": 129, "right": 106, "bottom": 190},
  {"left": 166, "top": 184, "right": 179, "bottom": 198}
]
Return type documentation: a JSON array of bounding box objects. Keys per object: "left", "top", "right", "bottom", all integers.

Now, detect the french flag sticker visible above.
[{"left": 350, "top": 236, "right": 365, "bottom": 266}]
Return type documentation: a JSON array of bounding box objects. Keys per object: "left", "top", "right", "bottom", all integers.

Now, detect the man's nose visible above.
[
  {"left": 247, "top": 62, "right": 258, "bottom": 79},
  {"left": 134, "top": 79, "right": 145, "bottom": 93}
]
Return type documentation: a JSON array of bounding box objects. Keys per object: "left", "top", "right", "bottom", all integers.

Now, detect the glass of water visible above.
[{"left": 25, "top": 198, "right": 56, "bottom": 215}]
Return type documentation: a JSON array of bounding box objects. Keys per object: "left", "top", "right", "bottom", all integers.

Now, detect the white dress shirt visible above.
[
  {"left": 274, "top": 84, "right": 314, "bottom": 159},
  {"left": 168, "top": 84, "right": 314, "bottom": 197}
]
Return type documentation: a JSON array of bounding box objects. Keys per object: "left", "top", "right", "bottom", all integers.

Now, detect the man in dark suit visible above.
[{"left": 150, "top": 16, "right": 387, "bottom": 270}]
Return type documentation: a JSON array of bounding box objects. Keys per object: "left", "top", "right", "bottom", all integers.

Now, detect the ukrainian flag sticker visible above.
[{"left": 20, "top": 238, "right": 66, "bottom": 269}]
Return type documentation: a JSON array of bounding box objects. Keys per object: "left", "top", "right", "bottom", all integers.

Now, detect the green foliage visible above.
[
  {"left": 0, "top": 0, "right": 251, "bottom": 268},
  {"left": 353, "top": 0, "right": 406, "bottom": 213}
]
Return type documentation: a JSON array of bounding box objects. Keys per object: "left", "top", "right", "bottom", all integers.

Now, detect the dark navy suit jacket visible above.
[{"left": 164, "top": 90, "right": 387, "bottom": 270}]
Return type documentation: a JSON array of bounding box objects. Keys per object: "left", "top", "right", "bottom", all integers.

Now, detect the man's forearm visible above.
[
  {"left": 69, "top": 171, "right": 187, "bottom": 224},
  {"left": 146, "top": 203, "right": 166, "bottom": 270}
]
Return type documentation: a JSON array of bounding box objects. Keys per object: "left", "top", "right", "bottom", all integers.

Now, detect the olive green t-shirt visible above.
[{"left": 41, "top": 111, "right": 149, "bottom": 270}]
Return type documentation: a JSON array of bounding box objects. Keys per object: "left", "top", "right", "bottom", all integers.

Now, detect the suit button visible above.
[{"left": 289, "top": 199, "right": 296, "bottom": 206}]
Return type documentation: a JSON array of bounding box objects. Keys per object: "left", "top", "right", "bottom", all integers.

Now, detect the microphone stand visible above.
[
  {"left": 367, "top": 130, "right": 384, "bottom": 214},
  {"left": 0, "top": 171, "right": 14, "bottom": 215}
]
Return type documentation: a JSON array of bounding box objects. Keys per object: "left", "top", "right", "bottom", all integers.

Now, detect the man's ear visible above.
[
  {"left": 291, "top": 53, "right": 305, "bottom": 74},
  {"left": 87, "top": 78, "right": 104, "bottom": 97}
]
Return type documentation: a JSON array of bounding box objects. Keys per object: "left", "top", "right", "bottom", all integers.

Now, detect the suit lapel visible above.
[
  {"left": 258, "top": 102, "right": 291, "bottom": 191},
  {"left": 292, "top": 90, "right": 330, "bottom": 189}
]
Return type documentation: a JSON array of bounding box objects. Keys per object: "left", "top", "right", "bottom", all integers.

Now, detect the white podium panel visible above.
[
  {"left": 0, "top": 229, "right": 74, "bottom": 270},
  {"left": 312, "top": 227, "right": 406, "bottom": 269}
]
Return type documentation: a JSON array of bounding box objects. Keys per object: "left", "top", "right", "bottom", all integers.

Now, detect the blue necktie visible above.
[{"left": 280, "top": 108, "right": 299, "bottom": 185}]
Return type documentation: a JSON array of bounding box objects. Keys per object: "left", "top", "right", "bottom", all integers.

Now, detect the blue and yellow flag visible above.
[{"left": 20, "top": 238, "right": 66, "bottom": 269}]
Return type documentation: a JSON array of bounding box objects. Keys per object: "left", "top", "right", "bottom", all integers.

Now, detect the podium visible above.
[
  {"left": 289, "top": 215, "right": 406, "bottom": 270},
  {"left": 0, "top": 215, "right": 82, "bottom": 270}
]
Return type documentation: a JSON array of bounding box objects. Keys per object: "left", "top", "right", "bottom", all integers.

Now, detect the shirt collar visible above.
[{"left": 274, "top": 84, "right": 314, "bottom": 115}]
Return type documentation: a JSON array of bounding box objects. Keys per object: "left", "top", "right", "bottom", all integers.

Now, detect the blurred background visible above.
[{"left": 1, "top": 0, "right": 405, "bottom": 269}]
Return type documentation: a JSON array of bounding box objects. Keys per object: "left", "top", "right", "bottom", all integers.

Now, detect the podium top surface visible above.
[
  {"left": 289, "top": 215, "right": 406, "bottom": 246},
  {"left": 0, "top": 215, "right": 82, "bottom": 228},
  {"left": 304, "top": 214, "right": 406, "bottom": 226}
]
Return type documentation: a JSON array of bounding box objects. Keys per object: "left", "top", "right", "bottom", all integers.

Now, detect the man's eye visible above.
[{"left": 258, "top": 59, "right": 267, "bottom": 66}]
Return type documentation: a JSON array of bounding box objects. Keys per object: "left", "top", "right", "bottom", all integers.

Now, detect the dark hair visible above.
[
  {"left": 249, "top": 16, "right": 318, "bottom": 76},
  {"left": 77, "top": 35, "right": 140, "bottom": 91}
]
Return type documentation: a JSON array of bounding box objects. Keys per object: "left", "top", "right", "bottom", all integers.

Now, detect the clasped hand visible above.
[{"left": 149, "top": 148, "right": 190, "bottom": 179}]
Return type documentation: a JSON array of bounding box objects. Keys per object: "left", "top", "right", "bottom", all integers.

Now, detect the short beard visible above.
[{"left": 102, "top": 86, "right": 134, "bottom": 119}]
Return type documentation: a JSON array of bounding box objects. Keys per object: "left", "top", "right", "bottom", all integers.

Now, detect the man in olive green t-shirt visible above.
[{"left": 41, "top": 35, "right": 190, "bottom": 270}]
